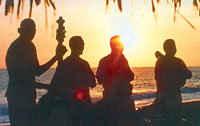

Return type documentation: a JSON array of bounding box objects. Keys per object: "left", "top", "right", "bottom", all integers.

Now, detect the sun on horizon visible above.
[{"left": 0, "top": 0, "right": 200, "bottom": 69}]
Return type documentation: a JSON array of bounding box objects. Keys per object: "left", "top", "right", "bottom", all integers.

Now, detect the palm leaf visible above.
[
  {"left": 0, "top": 0, "right": 198, "bottom": 30},
  {"left": 21, "top": 0, "right": 25, "bottom": 10},
  {"left": 117, "top": 0, "right": 122, "bottom": 12},
  {"left": 5, "top": 0, "right": 14, "bottom": 16},
  {"left": 17, "top": 0, "right": 21, "bottom": 19},
  {"left": 49, "top": 0, "right": 56, "bottom": 10},
  {"left": 179, "top": 0, "right": 181, "bottom": 7},
  {"left": 45, "top": 0, "right": 48, "bottom": 28},
  {"left": 35, "top": 0, "right": 41, "bottom": 6},
  {"left": 167, "top": 1, "right": 196, "bottom": 30},
  {"left": 151, "top": 0, "right": 155, "bottom": 12},
  {"left": 29, "top": 0, "right": 33, "bottom": 17},
  {"left": 45, "top": 0, "right": 50, "bottom": 6},
  {"left": 106, "top": 0, "right": 109, "bottom": 10},
  {"left": 198, "top": 0, "right": 200, "bottom": 16}
]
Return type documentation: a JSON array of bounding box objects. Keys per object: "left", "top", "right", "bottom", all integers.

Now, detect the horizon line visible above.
[{"left": 0, "top": 66, "right": 200, "bottom": 69}]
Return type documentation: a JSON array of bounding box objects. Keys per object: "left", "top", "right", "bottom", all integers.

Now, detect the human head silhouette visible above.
[
  {"left": 163, "top": 39, "right": 177, "bottom": 57},
  {"left": 69, "top": 36, "right": 84, "bottom": 56},
  {"left": 110, "top": 35, "right": 124, "bottom": 55},
  {"left": 18, "top": 18, "right": 36, "bottom": 42}
]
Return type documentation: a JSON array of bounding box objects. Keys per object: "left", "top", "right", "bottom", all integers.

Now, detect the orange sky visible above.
[{"left": 0, "top": 0, "right": 200, "bottom": 69}]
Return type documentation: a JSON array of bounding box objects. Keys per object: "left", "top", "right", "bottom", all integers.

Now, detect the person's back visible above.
[
  {"left": 6, "top": 38, "right": 39, "bottom": 99},
  {"left": 51, "top": 56, "right": 95, "bottom": 105},
  {"left": 155, "top": 40, "right": 192, "bottom": 98},
  {"left": 96, "top": 35, "right": 134, "bottom": 99},
  {"left": 95, "top": 35, "right": 134, "bottom": 126},
  {"left": 97, "top": 54, "right": 133, "bottom": 98},
  {"left": 154, "top": 39, "right": 192, "bottom": 124},
  {"left": 50, "top": 36, "right": 96, "bottom": 106}
]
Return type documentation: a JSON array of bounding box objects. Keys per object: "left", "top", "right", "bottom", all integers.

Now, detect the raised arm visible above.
[{"left": 35, "top": 45, "right": 67, "bottom": 76}]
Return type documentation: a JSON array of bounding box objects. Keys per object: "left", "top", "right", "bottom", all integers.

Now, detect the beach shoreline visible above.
[
  {"left": 137, "top": 100, "right": 200, "bottom": 126},
  {"left": 0, "top": 100, "right": 199, "bottom": 126}
]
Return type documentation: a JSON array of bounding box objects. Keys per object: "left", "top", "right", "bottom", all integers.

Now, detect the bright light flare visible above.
[
  {"left": 115, "top": 27, "right": 137, "bottom": 50},
  {"left": 120, "top": 32, "right": 136, "bottom": 48}
]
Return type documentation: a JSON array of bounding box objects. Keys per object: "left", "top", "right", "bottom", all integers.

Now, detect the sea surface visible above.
[{"left": 0, "top": 67, "right": 200, "bottom": 124}]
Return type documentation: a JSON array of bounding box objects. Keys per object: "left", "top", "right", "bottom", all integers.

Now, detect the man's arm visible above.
[
  {"left": 155, "top": 60, "right": 162, "bottom": 81},
  {"left": 96, "top": 60, "right": 108, "bottom": 84},
  {"left": 179, "top": 59, "right": 192, "bottom": 79},
  {"left": 120, "top": 57, "right": 134, "bottom": 82},
  {"left": 35, "top": 56, "right": 58, "bottom": 76},
  {"left": 85, "top": 62, "right": 96, "bottom": 88},
  {"left": 35, "top": 45, "right": 67, "bottom": 76}
]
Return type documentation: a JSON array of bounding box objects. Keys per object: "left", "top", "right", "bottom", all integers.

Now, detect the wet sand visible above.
[{"left": 136, "top": 100, "right": 200, "bottom": 126}]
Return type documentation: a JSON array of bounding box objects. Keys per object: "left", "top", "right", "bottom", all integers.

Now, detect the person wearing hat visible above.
[{"left": 5, "top": 18, "right": 67, "bottom": 126}]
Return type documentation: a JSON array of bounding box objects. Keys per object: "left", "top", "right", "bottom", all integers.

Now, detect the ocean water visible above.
[{"left": 0, "top": 67, "right": 200, "bottom": 124}]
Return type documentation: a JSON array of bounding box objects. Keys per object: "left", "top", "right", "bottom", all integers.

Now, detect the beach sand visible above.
[
  {"left": 0, "top": 101, "right": 199, "bottom": 126},
  {"left": 136, "top": 100, "right": 200, "bottom": 126}
]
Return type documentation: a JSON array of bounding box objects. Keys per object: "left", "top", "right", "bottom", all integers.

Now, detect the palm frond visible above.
[
  {"left": 49, "top": 0, "right": 56, "bottom": 10},
  {"left": 193, "top": 0, "right": 198, "bottom": 9},
  {"left": 45, "top": 0, "right": 48, "bottom": 28},
  {"left": 17, "top": 0, "right": 21, "bottom": 19},
  {"left": 21, "top": 0, "right": 25, "bottom": 10},
  {"left": 29, "top": 0, "right": 33, "bottom": 18},
  {"left": 167, "top": 1, "right": 196, "bottom": 30},
  {"left": 117, "top": 0, "right": 122, "bottom": 12},
  {"left": 5, "top": 0, "right": 14, "bottom": 16},
  {"left": 35, "top": 0, "right": 41, "bottom": 6},
  {"left": 151, "top": 0, "right": 155, "bottom": 12},
  {"left": 0, "top": 0, "right": 198, "bottom": 30},
  {"left": 106, "top": 0, "right": 109, "bottom": 11},
  {"left": 45, "top": 0, "right": 49, "bottom": 6}
]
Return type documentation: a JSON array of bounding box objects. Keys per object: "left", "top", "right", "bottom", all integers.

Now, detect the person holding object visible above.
[
  {"left": 154, "top": 39, "right": 192, "bottom": 125},
  {"left": 5, "top": 18, "right": 67, "bottom": 126},
  {"left": 48, "top": 36, "right": 96, "bottom": 126}
]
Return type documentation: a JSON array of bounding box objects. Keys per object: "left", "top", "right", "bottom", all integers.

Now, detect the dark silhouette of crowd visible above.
[{"left": 5, "top": 18, "right": 192, "bottom": 126}]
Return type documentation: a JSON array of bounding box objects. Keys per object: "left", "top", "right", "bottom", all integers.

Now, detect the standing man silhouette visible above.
[
  {"left": 154, "top": 39, "right": 192, "bottom": 124},
  {"left": 49, "top": 36, "right": 96, "bottom": 125},
  {"left": 96, "top": 35, "right": 134, "bottom": 100},
  {"left": 96, "top": 35, "right": 134, "bottom": 125},
  {"left": 5, "top": 18, "right": 66, "bottom": 126},
  {"left": 50, "top": 36, "right": 96, "bottom": 106}
]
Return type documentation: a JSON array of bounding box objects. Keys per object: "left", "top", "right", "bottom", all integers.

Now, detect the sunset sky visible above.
[{"left": 0, "top": 0, "right": 200, "bottom": 69}]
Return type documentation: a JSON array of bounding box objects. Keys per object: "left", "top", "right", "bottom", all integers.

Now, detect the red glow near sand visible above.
[{"left": 76, "top": 89, "right": 86, "bottom": 100}]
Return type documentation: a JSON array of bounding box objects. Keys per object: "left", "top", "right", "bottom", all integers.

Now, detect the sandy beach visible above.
[
  {"left": 136, "top": 100, "right": 200, "bottom": 126},
  {"left": 1, "top": 100, "right": 199, "bottom": 126}
]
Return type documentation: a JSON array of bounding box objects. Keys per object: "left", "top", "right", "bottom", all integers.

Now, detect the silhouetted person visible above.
[
  {"left": 154, "top": 39, "right": 192, "bottom": 124},
  {"left": 5, "top": 18, "right": 66, "bottom": 126},
  {"left": 49, "top": 36, "right": 96, "bottom": 125},
  {"left": 96, "top": 35, "right": 134, "bottom": 126}
]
